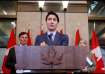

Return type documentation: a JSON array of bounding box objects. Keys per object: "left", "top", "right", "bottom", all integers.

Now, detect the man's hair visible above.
[
  {"left": 45, "top": 11, "right": 59, "bottom": 22},
  {"left": 19, "top": 32, "right": 28, "bottom": 38}
]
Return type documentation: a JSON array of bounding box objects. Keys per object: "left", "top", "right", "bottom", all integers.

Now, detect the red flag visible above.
[
  {"left": 27, "top": 29, "right": 32, "bottom": 46},
  {"left": 60, "top": 29, "right": 63, "bottom": 35},
  {"left": 91, "top": 31, "right": 105, "bottom": 73},
  {"left": 2, "top": 28, "right": 16, "bottom": 74},
  {"left": 40, "top": 24, "right": 44, "bottom": 35},
  {"left": 7, "top": 29, "right": 16, "bottom": 48},
  {"left": 75, "top": 29, "right": 81, "bottom": 46},
  {"left": 40, "top": 29, "right": 44, "bottom": 35}
]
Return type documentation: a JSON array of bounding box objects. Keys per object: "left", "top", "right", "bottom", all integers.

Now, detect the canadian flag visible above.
[
  {"left": 27, "top": 29, "right": 32, "bottom": 46},
  {"left": 40, "top": 24, "right": 44, "bottom": 35},
  {"left": 2, "top": 28, "right": 16, "bottom": 74},
  {"left": 91, "top": 31, "right": 105, "bottom": 73},
  {"left": 60, "top": 28, "right": 63, "bottom": 35},
  {"left": 75, "top": 29, "right": 81, "bottom": 46}
]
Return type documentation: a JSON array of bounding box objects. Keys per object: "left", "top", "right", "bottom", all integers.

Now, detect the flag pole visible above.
[
  {"left": 40, "top": 8, "right": 44, "bottom": 35},
  {"left": 40, "top": 8, "right": 43, "bottom": 30},
  {"left": 28, "top": 24, "right": 31, "bottom": 30},
  {"left": 40, "top": 8, "right": 42, "bottom": 26},
  {"left": 64, "top": 8, "right": 67, "bottom": 34},
  {"left": 94, "top": 21, "right": 95, "bottom": 31},
  {"left": 27, "top": 24, "right": 31, "bottom": 34}
]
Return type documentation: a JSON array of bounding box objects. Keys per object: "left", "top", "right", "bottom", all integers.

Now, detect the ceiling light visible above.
[
  {"left": 38, "top": 1, "right": 45, "bottom": 8},
  {"left": 88, "top": 8, "right": 91, "bottom": 14},
  {"left": 62, "top": 1, "right": 69, "bottom": 9},
  {"left": 3, "top": 10, "right": 7, "bottom": 15},
  {"left": 11, "top": 21, "right": 16, "bottom": 28}
]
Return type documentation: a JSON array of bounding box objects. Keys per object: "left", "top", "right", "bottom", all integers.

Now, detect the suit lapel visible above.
[
  {"left": 44, "top": 32, "right": 61, "bottom": 45},
  {"left": 53, "top": 32, "right": 60, "bottom": 45},
  {"left": 44, "top": 32, "right": 51, "bottom": 45}
]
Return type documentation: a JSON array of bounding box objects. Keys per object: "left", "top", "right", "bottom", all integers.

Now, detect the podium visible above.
[{"left": 15, "top": 46, "right": 89, "bottom": 73}]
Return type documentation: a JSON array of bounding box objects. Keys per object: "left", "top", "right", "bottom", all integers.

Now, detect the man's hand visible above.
[
  {"left": 40, "top": 41, "right": 47, "bottom": 47},
  {"left": 82, "top": 66, "right": 88, "bottom": 72},
  {"left": 5, "top": 49, "right": 10, "bottom": 56}
]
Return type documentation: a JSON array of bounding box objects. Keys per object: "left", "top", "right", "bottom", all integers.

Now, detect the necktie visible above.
[{"left": 48, "top": 33, "right": 53, "bottom": 41}]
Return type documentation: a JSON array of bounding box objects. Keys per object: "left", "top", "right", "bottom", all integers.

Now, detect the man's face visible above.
[
  {"left": 79, "top": 40, "right": 87, "bottom": 47},
  {"left": 46, "top": 14, "right": 58, "bottom": 31},
  {"left": 19, "top": 34, "right": 28, "bottom": 45}
]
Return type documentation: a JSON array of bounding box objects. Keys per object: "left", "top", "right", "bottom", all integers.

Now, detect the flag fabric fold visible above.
[
  {"left": 60, "top": 28, "right": 63, "bottom": 35},
  {"left": 91, "top": 31, "right": 105, "bottom": 73},
  {"left": 40, "top": 24, "right": 44, "bottom": 35},
  {"left": 7, "top": 29, "right": 16, "bottom": 48},
  {"left": 2, "top": 28, "right": 16, "bottom": 74},
  {"left": 75, "top": 29, "right": 81, "bottom": 46},
  {"left": 27, "top": 29, "right": 32, "bottom": 46}
]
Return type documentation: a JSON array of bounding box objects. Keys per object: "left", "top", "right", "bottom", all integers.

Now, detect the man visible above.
[
  {"left": 35, "top": 11, "right": 69, "bottom": 46},
  {"left": 18, "top": 32, "right": 28, "bottom": 46},
  {"left": 6, "top": 32, "right": 28, "bottom": 74}
]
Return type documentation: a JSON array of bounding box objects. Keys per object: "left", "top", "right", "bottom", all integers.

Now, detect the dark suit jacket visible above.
[
  {"left": 6, "top": 47, "right": 16, "bottom": 74},
  {"left": 35, "top": 32, "right": 69, "bottom": 46}
]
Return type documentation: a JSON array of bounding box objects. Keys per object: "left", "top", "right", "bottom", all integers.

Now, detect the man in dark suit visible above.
[
  {"left": 6, "top": 32, "right": 29, "bottom": 74},
  {"left": 35, "top": 11, "right": 69, "bottom": 46}
]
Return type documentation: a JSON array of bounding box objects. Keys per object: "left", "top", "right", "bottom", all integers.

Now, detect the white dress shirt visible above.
[{"left": 47, "top": 31, "right": 56, "bottom": 41}]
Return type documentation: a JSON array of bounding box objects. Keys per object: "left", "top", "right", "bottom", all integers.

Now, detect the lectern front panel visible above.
[{"left": 15, "top": 46, "right": 89, "bottom": 70}]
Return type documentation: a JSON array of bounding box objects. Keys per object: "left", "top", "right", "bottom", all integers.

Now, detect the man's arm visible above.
[{"left": 35, "top": 35, "right": 41, "bottom": 46}]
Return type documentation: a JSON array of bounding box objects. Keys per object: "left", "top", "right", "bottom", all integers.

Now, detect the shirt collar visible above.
[
  {"left": 47, "top": 31, "right": 56, "bottom": 36},
  {"left": 47, "top": 31, "right": 56, "bottom": 41},
  {"left": 19, "top": 44, "right": 27, "bottom": 46}
]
